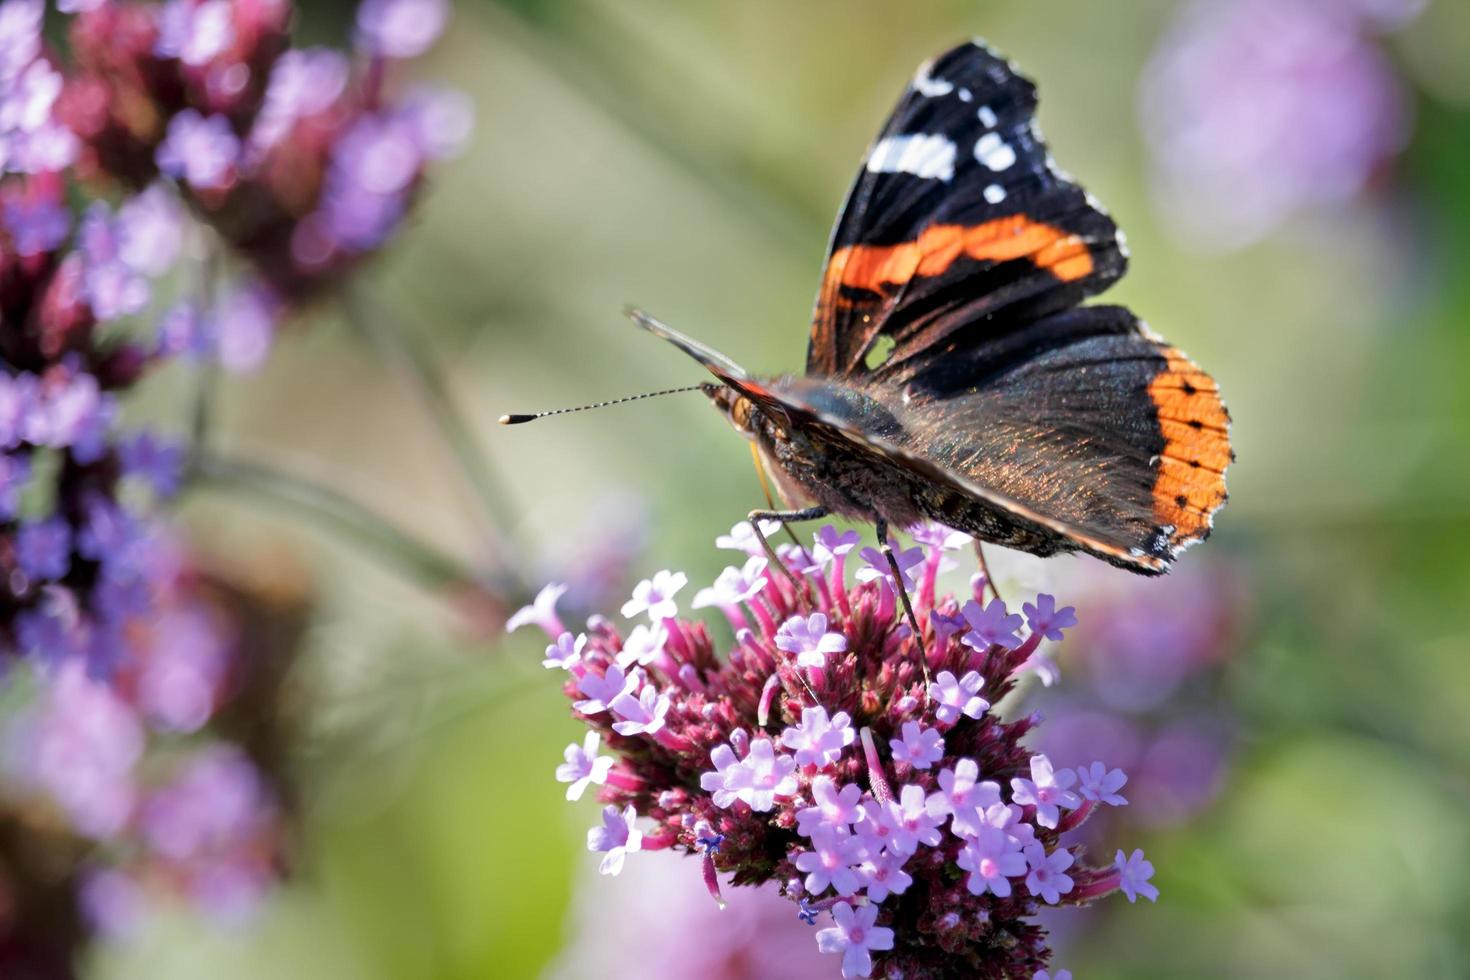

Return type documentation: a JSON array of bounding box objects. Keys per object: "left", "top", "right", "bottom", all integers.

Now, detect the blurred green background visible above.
[{"left": 93, "top": 0, "right": 1470, "bottom": 977}]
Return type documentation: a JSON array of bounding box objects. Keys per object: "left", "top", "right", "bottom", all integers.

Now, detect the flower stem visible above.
[
  {"left": 190, "top": 452, "right": 482, "bottom": 594},
  {"left": 339, "top": 284, "right": 524, "bottom": 564}
]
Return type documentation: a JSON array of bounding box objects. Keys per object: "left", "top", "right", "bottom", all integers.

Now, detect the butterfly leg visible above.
[
  {"left": 874, "top": 518, "right": 930, "bottom": 684},
  {"left": 973, "top": 541, "right": 1005, "bottom": 603},
  {"left": 748, "top": 506, "right": 829, "bottom": 591}
]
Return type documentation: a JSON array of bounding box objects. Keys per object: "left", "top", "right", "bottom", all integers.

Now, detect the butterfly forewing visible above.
[{"left": 808, "top": 41, "right": 1127, "bottom": 384}]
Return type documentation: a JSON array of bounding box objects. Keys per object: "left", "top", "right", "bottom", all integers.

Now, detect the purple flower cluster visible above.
[
  {"left": 2, "top": 566, "right": 288, "bottom": 937},
  {"left": 513, "top": 524, "right": 1160, "bottom": 978},
  {"left": 0, "top": 0, "right": 467, "bottom": 960},
  {"left": 1139, "top": 0, "right": 1424, "bottom": 250},
  {"left": 62, "top": 0, "right": 470, "bottom": 298}
]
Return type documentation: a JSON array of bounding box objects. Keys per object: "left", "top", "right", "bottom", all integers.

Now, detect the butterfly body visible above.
[{"left": 634, "top": 39, "right": 1231, "bottom": 575}]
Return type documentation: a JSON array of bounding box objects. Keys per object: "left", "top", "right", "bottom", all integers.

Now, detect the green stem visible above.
[
  {"left": 340, "top": 285, "right": 524, "bottom": 566},
  {"left": 191, "top": 453, "right": 481, "bottom": 594}
]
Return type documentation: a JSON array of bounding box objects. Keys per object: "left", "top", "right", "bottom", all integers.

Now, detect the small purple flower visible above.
[
  {"left": 615, "top": 622, "right": 667, "bottom": 669},
  {"left": 1035, "top": 970, "right": 1073, "bottom": 980},
  {"left": 399, "top": 85, "right": 474, "bottom": 160},
  {"left": 155, "top": 0, "right": 236, "bottom": 66},
  {"left": 925, "top": 758, "right": 1001, "bottom": 837},
  {"left": 119, "top": 431, "right": 186, "bottom": 497},
  {"left": 794, "top": 825, "right": 867, "bottom": 897},
  {"left": 1076, "top": 761, "right": 1129, "bottom": 806},
  {"left": 0, "top": 0, "right": 42, "bottom": 80},
  {"left": 156, "top": 110, "right": 240, "bottom": 191},
  {"left": 609, "top": 683, "right": 671, "bottom": 737},
  {"left": 1022, "top": 594, "right": 1078, "bottom": 642},
  {"left": 928, "top": 669, "right": 988, "bottom": 725},
  {"left": 930, "top": 609, "right": 967, "bottom": 640},
  {"left": 1023, "top": 844, "right": 1075, "bottom": 904},
  {"left": 2, "top": 190, "right": 68, "bottom": 256},
  {"left": 811, "top": 525, "right": 862, "bottom": 567},
  {"left": 878, "top": 785, "right": 945, "bottom": 856},
  {"left": 1, "top": 57, "right": 61, "bottom": 133},
  {"left": 1010, "top": 755, "right": 1081, "bottom": 830},
  {"left": 212, "top": 282, "right": 278, "bottom": 373},
  {"left": 1115, "top": 848, "right": 1159, "bottom": 903},
  {"left": 621, "top": 569, "right": 687, "bottom": 621},
  {"left": 856, "top": 542, "right": 924, "bottom": 593},
  {"left": 816, "top": 901, "right": 895, "bottom": 979},
  {"left": 19, "top": 660, "right": 144, "bottom": 838},
  {"left": 703, "top": 738, "right": 798, "bottom": 812},
  {"left": 556, "top": 732, "right": 613, "bottom": 801},
  {"left": 956, "top": 826, "right": 1026, "bottom": 898},
  {"left": 982, "top": 801, "right": 1038, "bottom": 850},
  {"left": 960, "top": 597, "right": 1024, "bottom": 651},
  {"left": 249, "top": 48, "right": 350, "bottom": 154},
  {"left": 573, "top": 664, "right": 637, "bottom": 716},
  {"left": 692, "top": 555, "right": 768, "bottom": 608},
  {"left": 355, "top": 0, "right": 450, "bottom": 60},
  {"left": 116, "top": 184, "right": 185, "bottom": 278},
  {"left": 908, "top": 522, "right": 971, "bottom": 552},
  {"left": 135, "top": 604, "right": 228, "bottom": 733},
  {"left": 858, "top": 848, "right": 913, "bottom": 903},
  {"left": 587, "top": 804, "right": 642, "bottom": 876},
  {"left": 796, "top": 776, "right": 864, "bottom": 836},
  {"left": 140, "top": 748, "right": 270, "bottom": 862},
  {"left": 1016, "top": 651, "right": 1061, "bottom": 687},
  {"left": 780, "top": 705, "right": 856, "bottom": 767},
  {"left": 16, "top": 515, "right": 71, "bottom": 581},
  {"left": 506, "top": 582, "right": 567, "bottom": 636},
  {"left": 543, "top": 631, "right": 585, "bottom": 670},
  {"left": 889, "top": 721, "right": 944, "bottom": 770},
  {"left": 775, "top": 612, "right": 848, "bottom": 669},
  {"left": 78, "top": 867, "right": 145, "bottom": 938},
  {"left": 714, "top": 519, "right": 781, "bottom": 554}
]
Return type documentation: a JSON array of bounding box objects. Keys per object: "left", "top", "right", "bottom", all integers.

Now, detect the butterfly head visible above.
[{"left": 702, "top": 382, "right": 761, "bottom": 440}]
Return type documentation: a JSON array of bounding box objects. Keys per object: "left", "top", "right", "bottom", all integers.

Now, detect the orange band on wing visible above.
[
  {"left": 825, "top": 217, "right": 1094, "bottom": 297},
  {"left": 1147, "top": 347, "right": 1231, "bottom": 544}
]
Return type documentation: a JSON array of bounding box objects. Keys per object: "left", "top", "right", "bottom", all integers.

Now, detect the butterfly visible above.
[{"left": 623, "top": 40, "right": 1230, "bottom": 609}]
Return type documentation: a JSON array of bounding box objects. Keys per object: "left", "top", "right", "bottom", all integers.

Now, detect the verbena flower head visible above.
[{"left": 522, "top": 523, "right": 1159, "bottom": 978}]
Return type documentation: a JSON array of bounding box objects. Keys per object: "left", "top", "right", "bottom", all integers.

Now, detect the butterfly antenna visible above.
[{"left": 499, "top": 386, "right": 706, "bottom": 425}]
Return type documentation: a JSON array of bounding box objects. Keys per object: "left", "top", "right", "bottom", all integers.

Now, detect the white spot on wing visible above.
[
  {"left": 977, "top": 105, "right": 998, "bottom": 128},
  {"left": 912, "top": 60, "right": 954, "bottom": 98},
  {"left": 867, "top": 134, "right": 957, "bottom": 181},
  {"left": 983, "top": 184, "right": 1006, "bottom": 204},
  {"left": 974, "top": 132, "right": 1017, "bottom": 171},
  {"left": 958, "top": 87, "right": 973, "bottom": 102}
]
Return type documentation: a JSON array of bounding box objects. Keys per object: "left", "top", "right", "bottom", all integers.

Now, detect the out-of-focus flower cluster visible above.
[
  {"left": 514, "top": 524, "right": 1160, "bottom": 979},
  {"left": 0, "top": 0, "right": 466, "bottom": 966},
  {"left": 1139, "top": 0, "right": 1425, "bottom": 250},
  {"left": 1035, "top": 559, "right": 1251, "bottom": 837},
  {"left": 60, "top": 0, "right": 468, "bottom": 300}
]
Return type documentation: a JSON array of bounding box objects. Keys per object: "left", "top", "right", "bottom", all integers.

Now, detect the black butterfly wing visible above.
[
  {"left": 808, "top": 40, "right": 1126, "bottom": 383},
  {"left": 783, "top": 307, "right": 1231, "bottom": 571}
]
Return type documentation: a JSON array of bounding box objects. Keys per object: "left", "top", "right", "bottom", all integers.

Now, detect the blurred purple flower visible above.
[
  {"left": 16, "top": 515, "right": 73, "bottom": 581},
  {"left": 156, "top": 109, "right": 240, "bottom": 191},
  {"left": 3, "top": 189, "right": 69, "bottom": 256},
  {"left": 355, "top": 0, "right": 450, "bottom": 60},
  {"left": 155, "top": 0, "right": 236, "bottom": 67},
  {"left": 1139, "top": 0, "right": 1421, "bottom": 250},
  {"left": 10, "top": 659, "right": 145, "bottom": 838},
  {"left": 140, "top": 747, "right": 271, "bottom": 863},
  {"left": 119, "top": 431, "right": 187, "bottom": 498},
  {"left": 133, "top": 603, "right": 231, "bottom": 733}
]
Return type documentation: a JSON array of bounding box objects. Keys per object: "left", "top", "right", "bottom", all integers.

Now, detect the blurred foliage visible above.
[{"left": 87, "top": 0, "right": 1470, "bottom": 977}]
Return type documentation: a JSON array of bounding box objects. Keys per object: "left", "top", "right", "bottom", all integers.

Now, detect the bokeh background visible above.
[{"left": 55, "top": 0, "right": 1470, "bottom": 977}]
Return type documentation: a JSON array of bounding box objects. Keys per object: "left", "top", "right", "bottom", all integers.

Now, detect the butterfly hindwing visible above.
[
  {"left": 808, "top": 40, "right": 1127, "bottom": 383},
  {"left": 778, "top": 307, "right": 1229, "bottom": 570}
]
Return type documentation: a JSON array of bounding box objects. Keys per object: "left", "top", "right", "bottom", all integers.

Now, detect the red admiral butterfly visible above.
[{"left": 514, "top": 40, "right": 1231, "bottom": 598}]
